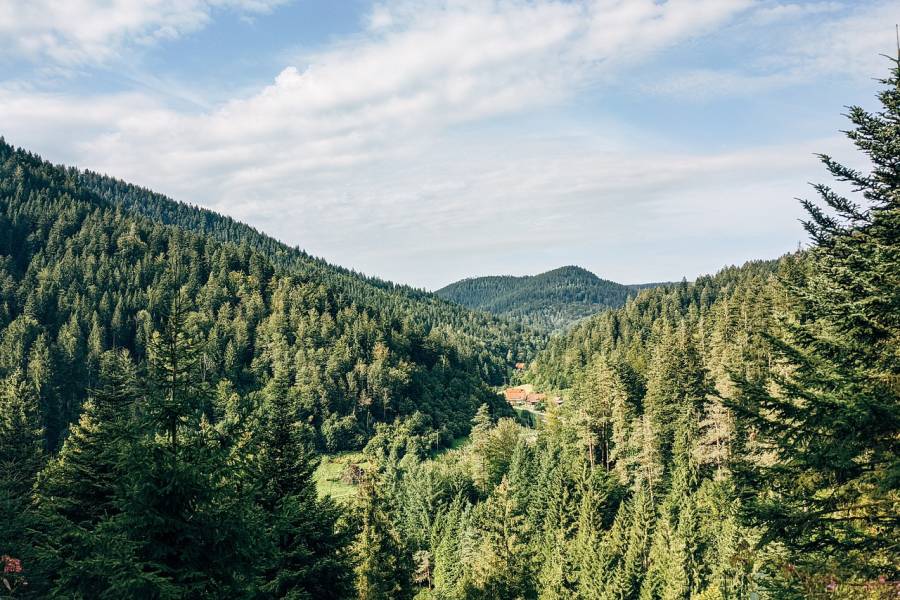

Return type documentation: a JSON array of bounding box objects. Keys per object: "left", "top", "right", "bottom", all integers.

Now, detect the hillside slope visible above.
[
  {"left": 0, "top": 139, "right": 538, "bottom": 451},
  {"left": 76, "top": 166, "right": 544, "bottom": 372},
  {"left": 435, "top": 265, "right": 640, "bottom": 330}
]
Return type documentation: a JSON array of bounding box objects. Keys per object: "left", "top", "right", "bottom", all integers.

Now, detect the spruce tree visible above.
[
  {"left": 123, "top": 283, "right": 262, "bottom": 597},
  {"left": 257, "top": 370, "right": 354, "bottom": 599},
  {"left": 31, "top": 351, "right": 147, "bottom": 597},
  {"left": 584, "top": 492, "right": 631, "bottom": 600},
  {"left": 37, "top": 350, "right": 139, "bottom": 526},
  {"left": 609, "top": 485, "right": 654, "bottom": 600},
  {"left": 732, "top": 57, "right": 900, "bottom": 582},
  {"left": 146, "top": 283, "right": 207, "bottom": 459},
  {"left": 0, "top": 371, "right": 43, "bottom": 591},
  {"left": 571, "top": 357, "right": 627, "bottom": 471},
  {"left": 469, "top": 476, "right": 535, "bottom": 600},
  {"left": 430, "top": 495, "right": 469, "bottom": 599},
  {"left": 354, "top": 477, "right": 414, "bottom": 600}
]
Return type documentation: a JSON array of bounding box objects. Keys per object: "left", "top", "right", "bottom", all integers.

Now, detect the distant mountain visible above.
[{"left": 435, "top": 266, "right": 649, "bottom": 331}]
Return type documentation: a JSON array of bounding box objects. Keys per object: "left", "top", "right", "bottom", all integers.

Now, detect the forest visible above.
[
  {"left": 435, "top": 266, "right": 644, "bottom": 331},
  {"left": 1, "top": 58, "right": 898, "bottom": 600}
]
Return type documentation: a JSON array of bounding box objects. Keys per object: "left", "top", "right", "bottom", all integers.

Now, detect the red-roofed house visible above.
[
  {"left": 525, "top": 393, "right": 546, "bottom": 406},
  {"left": 504, "top": 387, "right": 528, "bottom": 403}
]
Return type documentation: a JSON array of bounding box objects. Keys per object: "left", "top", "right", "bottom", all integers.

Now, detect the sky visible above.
[{"left": 0, "top": 1, "right": 896, "bottom": 289}]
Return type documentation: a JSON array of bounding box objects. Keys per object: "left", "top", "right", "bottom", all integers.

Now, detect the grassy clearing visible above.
[
  {"left": 314, "top": 451, "right": 368, "bottom": 501},
  {"left": 315, "top": 435, "right": 471, "bottom": 501}
]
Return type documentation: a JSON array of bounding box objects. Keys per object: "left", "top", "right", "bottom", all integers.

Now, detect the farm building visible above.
[{"left": 504, "top": 387, "right": 528, "bottom": 403}]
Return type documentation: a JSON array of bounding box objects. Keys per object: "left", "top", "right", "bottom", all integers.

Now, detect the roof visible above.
[{"left": 505, "top": 387, "right": 528, "bottom": 401}]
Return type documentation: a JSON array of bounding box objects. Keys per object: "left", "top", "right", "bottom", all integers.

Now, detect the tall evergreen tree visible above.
[
  {"left": 122, "top": 287, "right": 262, "bottom": 597},
  {"left": 429, "top": 495, "right": 470, "bottom": 599},
  {"left": 0, "top": 371, "right": 43, "bottom": 590},
  {"left": 354, "top": 477, "right": 413, "bottom": 600},
  {"left": 37, "top": 350, "right": 139, "bottom": 527},
  {"left": 257, "top": 370, "right": 355, "bottom": 599},
  {"left": 146, "top": 282, "right": 207, "bottom": 458},
  {"left": 732, "top": 57, "right": 900, "bottom": 582},
  {"left": 609, "top": 484, "right": 655, "bottom": 600},
  {"left": 469, "top": 477, "right": 535, "bottom": 600},
  {"left": 31, "top": 351, "right": 170, "bottom": 598}
]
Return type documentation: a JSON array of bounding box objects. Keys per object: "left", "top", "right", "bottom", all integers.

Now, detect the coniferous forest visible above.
[
  {"left": 435, "top": 266, "right": 645, "bottom": 331},
  {"left": 1, "top": 55, "right": 899, "bottom": 600}
]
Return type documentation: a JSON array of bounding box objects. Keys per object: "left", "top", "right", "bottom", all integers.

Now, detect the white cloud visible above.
[
  {"left": 651, "top": 1, "right": 897, "bottom": 100},
  {"left": 0, "top": 0, "right": 288, "bottom": 65},
  {"left": 778, "top": 1, "right": 899, "bottom": 78},
  {"left": 0, "top": 0, "right": 886, "bottom": 286},
  {"left": 646, "top": 68, "right": 795, "bottom": 98},
  {"left": 1, "top": 0, "right": 753, "bottom": 189},
  {"left": 750, "top": 1, "right": 843, "bottom": 25}
]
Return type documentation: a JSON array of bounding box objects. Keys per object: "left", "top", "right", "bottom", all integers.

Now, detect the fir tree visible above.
[
  {"left": 123, "top": 290, "right": 262, "bottom": 597},
  {"left": 732, "top": 57, "right": 900, "bottom": 582},
  {"left": 354, "top": 477, "right": 414, "bottom": 600},
  {"left": 257, "top": 371, "right": 355, "bottom": 599},
  {"left": 37, "top": 350, "right": 139, "bottom": 527},
  {"left": 146, "top": 283, "right": 206, "bottom": 459},
  {"left": 430, "top": 495, "right": 470, "bottom": 599},
  {"left": 608, "top": 484, "right": 655, "bottom": 600},
  {"left": 469, "top": 476, "right": 535, "bottom": 600},
  {"left": 29, "top": 351, "right": 145, "bottom": 597},
  {"left": 0, "top": 370, "right": 43, "bottom": 590}
]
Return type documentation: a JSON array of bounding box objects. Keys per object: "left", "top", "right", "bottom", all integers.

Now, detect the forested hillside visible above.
[
  {"left": 0, "top": 137, "right": 544, "bottom": 597},
  {"left": 0, "top": 139, "right": 540, "bottom": 453},
  {"left": 336, "top": 61, "right": 900, "bottom": 599},
  {"left": 353, "top": 257, "right": 790, "bottom": 598},
  {"left": 525, "top": 261, "right": 777, "bottom": 391},
  {"left": 436, "top": 266, "right": 641, "bottom": 330},
  {"left": 77, "top": 168, "right": 544, "bottom": 356},
  {"left": 1, "top": 56, "right": 898, "bottom": 600}
]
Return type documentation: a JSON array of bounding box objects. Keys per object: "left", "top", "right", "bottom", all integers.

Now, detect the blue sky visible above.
[{"left": 0, "top": 1, "right": 896, "bottom": 289}]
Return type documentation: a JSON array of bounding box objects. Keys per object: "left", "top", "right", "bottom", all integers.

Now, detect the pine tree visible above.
[
  {"left": 32, "top": 351, "right": 169, "bottom": 597},
  {"left": 0, "top": 370, "right": 43, "bottom": 506},
  {"left": 146, "top": 283, "right": 206, "bottom": 459},
  {"left": 609, "top": 484, "right": 654, "bottom": 600},
  {"left": 354, "top": 477, "right": 414, "bottom": 600},
  {"left": 37, "top": 350, "right": 139, "bottom": 526},
  {"left": 693, "top": 479, "right": 757, "bottom": 599},
  {"left": 582, "top": 490, "right": 630, "bottom": 600},
  {"left": 123, "top": 283, "right": 262, "bottom": 597},
  {"left": 640, "top": 515, "right": 688, "bottom": 600},
  {"left": 643, "top": 322, "right": 710, "bottom": 478},
  {"left": 0, "top": 370, "right": 43, "bottom": 590},
  {"left": 571, "top": 471, "right": 607, "bottom": 600},
  {"left": 732, "top": 57, "right": 900, "bottom": 582},
  {"left": 469, "top": 476, "right": 535, "bottom": 599},
  {"left": 120, "top": 413, "right": 262, "bottom": 597},
  {"left": 257, "top": 371, "right": 354, "bottom": 599},
  {"left": 533, "top": 445, "right": 579, "bottom": 599},
  {"left": 639, "top": 407, "right": 706, "bottom": 600},
  {"left": 571, "top": 357, "right": 627, "bottom": 471},
  {"left": 469, "top": 402, "right": 494, "bottom": 492},
  {"left": 430, "top": 495, "right": 470, "bottom": 599}
]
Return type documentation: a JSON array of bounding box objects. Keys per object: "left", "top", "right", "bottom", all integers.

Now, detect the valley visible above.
[{"left": 1, "top": 57, "right": 899, "bottom": 600}]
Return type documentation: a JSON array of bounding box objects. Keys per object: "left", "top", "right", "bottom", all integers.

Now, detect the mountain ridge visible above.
[
  {"left": 435, "top": 265, "right": 657, "bottom": 330},
  {"left": 0, "top": 137, "right": 543, "bottom": 452}
]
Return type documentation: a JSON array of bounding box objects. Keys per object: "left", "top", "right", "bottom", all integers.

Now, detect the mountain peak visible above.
[{"left": 436, "top": 266, "right": 634, "bottom": 331}]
